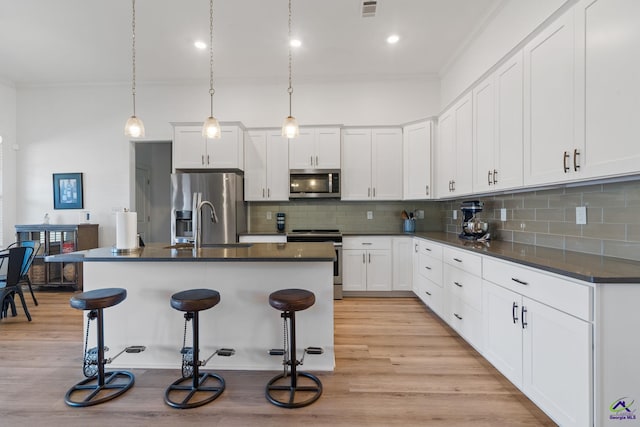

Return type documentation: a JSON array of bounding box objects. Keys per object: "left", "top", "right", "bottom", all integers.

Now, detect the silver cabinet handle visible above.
[
  {"left": 454, "top": 313, "right": 463, "bottom": 320},
  {"left": 425, "top": 266, "right": 432, "bottom": 270},
  {"left": 316, "top": 155, "right": 318, "bottom": 166},
  {"left": 493, "top": 169, "right": 498, "bottom": 184},
  {"left": 267, "top": 188, "right": 270, "bottom": 198},
  {"left": 362, "top": 253, "right": 365, "bottom": 264},
  {"left": 521, "top": 306, "right": 528, "bottom": 329},
  {"left": 425, "top": 291, "right": 432, "bottom": 296},
  {"left": 310, "top": 155, "right": 313, "bottom": 166},
  {"left": 563, "top": 151, "right": 570, "bottom": 173},
  {"left": 202, "top": 155, "right": 205, "bottom": 166},
  {"left": 425, "top": 248, "right": 432, "bottom": 252},
  {"left": 454, "top": 281, "right": 462, "bottom": 287},
  {"left": 511, "top": 277, "right": 528, "bottom": 286},
  {"left": 488, "top": 170, "right": 492, "bottom": 186},
  {"left": 373, "top": 188, "right": 376, "bottom": 197},
  {"left": 573, "top": 149, "right": 580, "bottom": 171},
  {"left": 368, "top": 188, "right": 371, "bottom": 197},
  {"left": 451, "top": 180, "right": 455, "bottom": 191},
  {"left": 414, "top": 243, "right": 419, "bottom": 252},
  {"left": 368, "top": 253, "right": 371, "bottom": 263},
  {"left": 425, "top": 185, "right": 429, "bottom": 196},
  {"left": 361, "top": 242, "right": 372, "bottom": 246},
  {"left": 207, "top": 154, "right": 210, "bottom": 165},
  {"left": 262, "top": 188, "right": 265, "bottom": 198},
  {"left": 512, "top": 302, "right": 519, "bottom": 324},
  {"left": 453, "top": 258, "right": 463, "bottom": 263}
]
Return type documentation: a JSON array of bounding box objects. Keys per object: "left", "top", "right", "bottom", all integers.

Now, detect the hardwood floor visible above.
[{"left": 0, "top": 292, "right": 556, "bottom": 426}]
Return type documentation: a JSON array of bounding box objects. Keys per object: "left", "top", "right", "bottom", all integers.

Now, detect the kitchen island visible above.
[{"left": 46, "top": 242, "right": 336, "bottom": 371}]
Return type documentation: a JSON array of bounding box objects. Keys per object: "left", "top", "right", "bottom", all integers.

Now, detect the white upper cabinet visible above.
[
  {"left": 523, "top": 9, "right": 583, "bottom": 186},
  {"left": 341, "top": 128, "right": 403, "bottom": 201},
  {"left": 436, "top": 93, "right": 473, "bottom": 198},
  {"left": 473, "top": 52, "right": 524, "bottom": 193},
  {"left": 289, "top": 127, "right": 341, "bottom": 170},
  {"left": 244, "top": 130, "right": 289, "bottom": 201},
  {"left": 173, "top": 124, "right": 244, "bottom": 171},
  {"left": 576, "top": 0, "right": 640, "bottom": 179},
  {"left": 403, "top": 120, "right": 432, "bottom": 200}
]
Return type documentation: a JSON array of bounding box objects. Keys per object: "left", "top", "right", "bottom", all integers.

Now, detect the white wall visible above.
[
  {"left": 440, "top": 0, "right": 571, "bottom": 110},
  {"left": 0, "top": 81, "right": 17, "bottom": 245},
  {"left": 15, "top": 76, "right": 439, "bottom": 245}
]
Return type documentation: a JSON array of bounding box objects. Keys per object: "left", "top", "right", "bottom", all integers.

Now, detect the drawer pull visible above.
[
  {"left": 424, "top": 266, "right": 432, "bottom": 271},
  {"left": 453, "top": 258, "right": 463, "bottom": 263},
  {"left": 521, "top": 306, "right": 528, "bottom": 329},
  {"left": 425, "top": 248, "right": 432, "bottom": 252},
  {"left": 511, "top": 277, "right": 529, "bottom": 286},
  {"left": 454, "top": 281, "right": 462, "bottom": 288},
  {"left": 454, "top": 313, "right": 463, "bottom": 320},
  {"left": 414, "top": 244, "right": 419, "bottom": 252},
  {"left": 512, "top": 302, "right": 519, "bottom": 324},
  {"left": 425, "top": 291, "right": 432, "bottom": 296},
  {"left": 361, "top": 242, "right": 373, "bottom": 246}
]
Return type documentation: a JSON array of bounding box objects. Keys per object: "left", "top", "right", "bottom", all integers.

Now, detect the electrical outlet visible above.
[
  {"left": 500, "top": 208, "right": 507, "bottom": 222},
  {"left": 367, "top": 211, "right": 373, "bottom": 220},
  {"left": 266, "top": 211, "right": 272, "bottom": 220},
  {"left": 417, "top": 210, "right": 424, "bottom": 219},
  {"left": 452, "top": 210, "right": 458, "bottom": 220},
  {"left": 576, "top": 206, "right": 587, "bottom": 225}
]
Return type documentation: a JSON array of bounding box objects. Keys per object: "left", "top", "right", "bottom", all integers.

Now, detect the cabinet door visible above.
[
  {"left": 482, "top": 281, "right": 524, "bottom": 389},
  {"left": 315, "top": 128, "right": 341, "bottom": 169},
  {"left": 342, "top": 249, "right": 367, "bottom": 291},
  {"left": 173, "top": 126, "right": 206, "bottom": 169},
  {"left": 288, "top": 128, "right": 315, "bottom": 169},
  {"left": 436, "top": 110, "right": 455, "bottom": 197},
  {"left": 578, "top": 0, "right": 640, "bottom": 179},
  {"left": 522, "top": 297, "right": 592, "bottom": 427},
  {"left": 453, "top": 93, "right": 473, "bottom": 195},
  {"left": 473, "top": 75, "right": 496, "bottom": 193},
  {"left": 392, "top": 238, "right": 413, "bottom": 291},
  {"left": 244, "top": 131, "right": 268, "bottom": 201},
  {"left": 495, "top": 52, "right": 524, "bottom": 190},
  {"left": 265, "top": 132, "right": 290, "bottom": 201},
  {"left": 207, "top": 126, "right": 242, "bottom": 169},
  {"left": 371, "top": 128, "right": 403, "bottom": 200},
  {"left": 367, "top": 250, "right": 392, "bottom": 291},
  {"left": 524, "top": 10, "right": 580, "bottom": 185},
  {"left": 341, "top": 129, "right": 372, "bottom": 200},
  {"left": 403, "top": 121, "right": 432, "bottom": 200}
]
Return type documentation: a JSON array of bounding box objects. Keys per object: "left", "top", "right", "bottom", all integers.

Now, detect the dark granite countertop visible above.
[
  {"left": 45, "top": 242, "right": 336, "bottom": 263},
  {"left": 412, "top": 232, "right": 640, "bottom": 284}
]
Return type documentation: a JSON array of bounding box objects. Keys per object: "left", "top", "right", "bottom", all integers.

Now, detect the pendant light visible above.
[
  {"left": 202, "top": 0, "right": 221, "bottom": 139},
  {"left": 124, "top": 0, "right": 145, "bottom": 138},
  {"left": 282, "top": 0, "right": 299, "bottom": 138}
]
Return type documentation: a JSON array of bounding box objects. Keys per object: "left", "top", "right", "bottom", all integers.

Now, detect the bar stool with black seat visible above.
[
  {"left": 266, "top": 288, "right": 323, "bottom": 408},
  {"left": 64, "top": 288, "right": 137, "bottom": 407},
  {"left": 164, "top": 288, "right": 226, "bottom": 409}
]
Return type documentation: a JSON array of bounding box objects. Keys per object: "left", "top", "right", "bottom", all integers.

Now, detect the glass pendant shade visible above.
[
  {"left": 282, "top": 115, "right": 299, "bottom": 138},
  {"left": 124, "top": 115, "right": 145, "bottom": 138},
  {"left": 202, "top": 116, "right": 221, "bottom": 139}
]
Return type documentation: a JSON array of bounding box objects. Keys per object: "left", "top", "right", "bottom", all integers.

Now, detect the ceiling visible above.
[{"left": 0, "top": 0, "right": 501, "bottom": 86}]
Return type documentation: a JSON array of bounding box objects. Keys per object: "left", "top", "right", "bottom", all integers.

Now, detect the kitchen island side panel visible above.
[{"left": 81, "top": 261, "right": 334, "bottom": 371}]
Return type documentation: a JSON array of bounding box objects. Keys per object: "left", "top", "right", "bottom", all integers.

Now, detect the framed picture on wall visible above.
[{"left": 53, "top": 173, "right": 84, "bottom": 209}]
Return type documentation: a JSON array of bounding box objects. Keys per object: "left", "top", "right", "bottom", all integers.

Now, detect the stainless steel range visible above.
[{"left": 286, "top": 229, "right": 342, "bottom": 299}]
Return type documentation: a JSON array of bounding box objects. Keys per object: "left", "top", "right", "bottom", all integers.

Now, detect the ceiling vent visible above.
[{"left": 361, "top": 0, "right": 377, "bottom": 18}]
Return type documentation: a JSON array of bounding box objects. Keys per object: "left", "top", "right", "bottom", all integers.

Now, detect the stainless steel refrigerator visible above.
[{"left": 170, "top": 172, "right": 247, "bottom": 245}]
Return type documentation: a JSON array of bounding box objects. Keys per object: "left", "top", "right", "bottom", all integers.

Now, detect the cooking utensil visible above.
[{"left": 401, "top": 210, "right": 409, "bottom": 220}]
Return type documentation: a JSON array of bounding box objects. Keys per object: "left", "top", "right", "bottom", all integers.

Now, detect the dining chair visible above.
[
  {"left": 0, "top": 247, "right": 31, "bottom": 321},
  {"left": 7, "top": 240, "right": 41, "bottom": 305}
]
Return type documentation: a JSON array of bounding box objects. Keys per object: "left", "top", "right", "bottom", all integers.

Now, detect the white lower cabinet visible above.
[
  {"left": 482, "top": 258, "right": 592, "bottom": 427},
  {"left": 342, "top": 237, "right": 392, "bottom": 291},
  {"left": 412, "top": 238, "right": 444, "bottom": 317},
  {"left": 392, "top": 237, "right": 413, "bottom": 291}
]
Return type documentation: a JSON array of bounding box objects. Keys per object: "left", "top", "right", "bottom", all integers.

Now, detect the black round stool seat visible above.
[
  {"left": 269, "top": 288, "right": 315, "bottom": 312},
  {"left": 70, "top": 288, "right": 127, "bottom": 311},
  {"left": 170, "top": 289, "right": 220, "bottom": 312}
]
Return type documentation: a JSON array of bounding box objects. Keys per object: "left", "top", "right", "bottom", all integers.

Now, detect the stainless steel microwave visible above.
[{"left": 289, "top": 170, "right": 340, "bottom": 199}]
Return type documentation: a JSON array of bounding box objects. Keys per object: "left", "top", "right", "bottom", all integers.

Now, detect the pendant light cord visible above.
[
  {"left": 287, "top": 0, "right": 293, "bottom": 117},
  {"left": 209, "top": 0, "right": 215, "bottom": 117},
  {"left": 131, "top": 0, "right": 137, "bottom": 116}
]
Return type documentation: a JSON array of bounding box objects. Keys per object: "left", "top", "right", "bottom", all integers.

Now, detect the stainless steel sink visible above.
[{"left": 164, "top": 242, "right": 253, "bottom": 250}]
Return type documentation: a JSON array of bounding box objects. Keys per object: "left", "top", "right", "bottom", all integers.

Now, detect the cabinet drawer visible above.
[
  {"left": 418, "top": 252, "right": 443, "bottom": 286},
  {"left": 417, "top": 239, "right": 443, "bottom": 260},
  {"left": 483, "top": 257, "right": 592, "bottom": 321},
  {"left": 443, "top": 247, "right": 482, "bottom": 276},
  {"left": 343, "top": 236, "right": 391, "bottom": 250},
  {"left": 445, "top": 265, "right": 482, "bottom": 311},
  {"left": 415, "top": 276, "right": 443, "bottom": 317},
  {"left": 448, "top": 295, "right": 483, "bottom": 351}
]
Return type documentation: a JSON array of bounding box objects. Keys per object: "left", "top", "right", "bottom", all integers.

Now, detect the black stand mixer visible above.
[{"left": 459, "top": 201, "right": 490, "bottom": 241}]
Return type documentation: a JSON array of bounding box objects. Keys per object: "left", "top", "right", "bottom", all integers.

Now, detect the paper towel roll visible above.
[{"left": 116, "top": 211, "right": 138, "bottom": 250}]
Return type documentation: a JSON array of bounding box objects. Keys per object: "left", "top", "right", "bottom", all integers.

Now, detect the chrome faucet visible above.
[{"left": 192, "top": 192, "right": 219, "bottom": 249}]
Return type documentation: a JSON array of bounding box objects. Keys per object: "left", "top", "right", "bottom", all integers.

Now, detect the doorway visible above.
[{"left": 134, "top": 142, "right": 172, "bottom": 243}]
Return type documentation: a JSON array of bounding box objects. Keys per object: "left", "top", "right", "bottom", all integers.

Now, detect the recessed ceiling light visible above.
[
  {"left": 387, "top": 34, "right": 400, "bottom": 44},
  {"left": 290, "top": 39, "right": 302, "bottom": 48},
  {"left": 194, "top": 40, "right": 207, "bottom": 50}
]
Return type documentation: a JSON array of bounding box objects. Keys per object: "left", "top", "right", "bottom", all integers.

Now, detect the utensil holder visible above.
[{"left": 403, "top": 219, "right": 415, "bottom": 233}]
